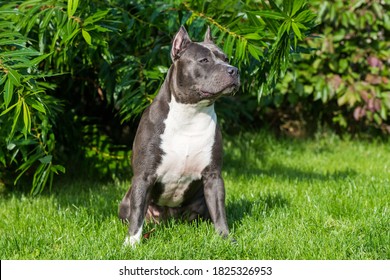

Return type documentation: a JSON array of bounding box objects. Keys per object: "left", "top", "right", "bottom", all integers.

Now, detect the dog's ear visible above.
[
  {"left": 204, "top": 26, "right": 213, "bottom": 44},
  {"left": 171, "top": 26, "right": 192, "bottom": 61}
]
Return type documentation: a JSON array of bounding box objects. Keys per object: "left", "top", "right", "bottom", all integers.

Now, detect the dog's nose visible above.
[{"left": 227, "top": 66, "right": 238, "bottom": 76}]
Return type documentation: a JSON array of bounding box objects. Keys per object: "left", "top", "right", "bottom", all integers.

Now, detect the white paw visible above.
[
  {"left": 123, "top": 236, "right": 140, "bottom": 248},
  {"left": 123, "top": 226, "right": 143, "bottom": 248}
]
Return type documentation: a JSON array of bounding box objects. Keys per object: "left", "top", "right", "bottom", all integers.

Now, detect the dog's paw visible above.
[
  {"left": 123, "top": 235, "right": 141, "bottom": 248},
  {"left": 123, "top": 226, "right": 143, "bottom": 248}
]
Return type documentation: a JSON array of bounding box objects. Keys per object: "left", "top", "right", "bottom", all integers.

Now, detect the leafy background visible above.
[{"left": 0, "top": 0, "right": 389, "bottom": 194}]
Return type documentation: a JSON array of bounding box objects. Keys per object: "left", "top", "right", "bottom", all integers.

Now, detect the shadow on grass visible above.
[
  {"left": 236, "top": 163, "right": 357, "bottom": 182},
  {"left": 224, "top": 143, "right": 358, "bottom": 182},
  {"left": 53, "top": 178, "right": 127, "bottom": 219},
  {"left": 226, "top": 192, "right": 290, "bottom": 228},
  {"left": 223, "top": 131, "right": 358, "bottom": 183},
  {"left": 0, "top": 176, "right": 128, "bottom": 224},
  {"left": 1, "top": 163, "right": 356, "bottom": 230}
]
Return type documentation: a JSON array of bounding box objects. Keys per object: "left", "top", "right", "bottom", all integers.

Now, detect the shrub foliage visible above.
[
  {"left": 2, "top": 0, "right": 389, "bottom": 194},
  {"left": 271, "top": 0, "right": 390, "bottom": 135},
  {"left": 0, "top": 0, "right": 316, "bottom": 193}
]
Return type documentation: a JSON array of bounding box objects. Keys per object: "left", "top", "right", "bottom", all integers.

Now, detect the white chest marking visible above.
[{"left": 156, "top": 98, "right": 217, "bottom": 207}]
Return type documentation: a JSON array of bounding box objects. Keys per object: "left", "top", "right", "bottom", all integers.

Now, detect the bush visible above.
[
  {"left": 269, "top": 0, "right": 390, "bottom": 135},
  {"left": 0, "top": 0, "right": 316, "bottom": 193}
]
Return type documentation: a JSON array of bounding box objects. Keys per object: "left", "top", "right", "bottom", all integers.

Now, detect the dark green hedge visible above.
[
  {"left": 1, "top": 0, "right": 389, "bottom": 194},
  {"left": 0, "top": 0, "right": 316, "bottom": 193}
]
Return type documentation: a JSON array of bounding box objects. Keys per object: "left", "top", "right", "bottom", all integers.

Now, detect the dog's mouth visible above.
[
  {"left": 199, "top": 82, "right": 240, "bottom": 98},
  {"left": 199, "top": 90, "right": 215, "bottom": 98}
]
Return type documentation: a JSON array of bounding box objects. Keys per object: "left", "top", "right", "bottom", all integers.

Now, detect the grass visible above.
[{"left": 0, "top": 131, "right": 389, "bottom": 259}]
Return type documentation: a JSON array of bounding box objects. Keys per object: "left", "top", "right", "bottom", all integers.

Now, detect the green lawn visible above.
[{"left": 1, "top": 132, "right": 389, "bottom": 259}]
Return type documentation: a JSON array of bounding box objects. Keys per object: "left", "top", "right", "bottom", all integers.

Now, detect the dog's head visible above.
[{"left": 170, "top": 26, "right": 240, "bottom": 104}]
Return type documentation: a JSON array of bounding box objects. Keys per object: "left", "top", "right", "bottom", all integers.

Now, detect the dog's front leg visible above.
[
  {"left": 122, "top": 174, "right": 155, "bottom": 248},
  {"left": 203, "top": 171, "right": 229, "bottom": 238}
]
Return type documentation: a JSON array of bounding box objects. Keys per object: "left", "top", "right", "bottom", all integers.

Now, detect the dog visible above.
[{"left": 119, "top": 26, "right": 240, "bottom": 247}]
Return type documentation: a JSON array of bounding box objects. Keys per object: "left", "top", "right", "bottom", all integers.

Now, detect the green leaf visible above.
[
  {"left": 0, "top": 74, "right": 6, "bottom": 86},
  {"left": 0, "top": 48, "right": 40, "bottom": 59},
  {"left": 15, "top": 152, "right": 42, "bottom": 174},
  {"left": 4, "top": 78, "right": 14, "bottom": 108},
  {"left": 32, "top": 163, "right": 50, "bottom": 195},
  {"left": 0, "top": 32, "right": 23, "bottom": 39},
  {"left": 339, "top": 59, "right": 348, "bottom": 72},
  {"left": 7, "top": 143, "right": 16, "bottom": 150},
  {"left": 294, "top": 10, "right": 317, "bottom": 23},
  {"left": 263, "top": 0, "right": 284, "bottom": 14},
  {"left": 39, "top": 155, "right": 53, "bottom": 164},
  {"left": 28, "top": 53, "right": 52, "bottom": 68},
  {"left": 31, "top": 102, "right": 47, "bottom": 114},
  {"left": 251, "top": 10, "right": 286, "bottom": 20},
  {"left": 247, "top": 44, "right": 261, "bottom": 61},
  {"left": 277, "top": 21, "right": 289, "bottom": 38},
  {"left": 82, "top": 29, "right": 92, "bottom": 45},
  {"left": 380, "top": 104, "right": 387, "bottom": 120},
  {"left": 10, "top": 101, "right": 22, "bottom": 139},
  {"left": 292, "top": 22, "right": 302, "bottom": 40},
  {"left": 244, "top": 33, "right": 262, "bottom": 40},
  {"left": 0, "top": 149, "right": 5, "bottom": 166},
  {"left": 84, "top": 10, "right": 110, "bottom": 26},
  {"left": 67, "top": 0, "right": 79, "bottom": 18},
  {"left": 41, "top": 9, "right": 54, "bottom": 29},
  {"left": 235, "top": 37, "right": 247, "bottom": 62},
  {"left": 7, "top": 69, "right": 21, "bottom": 86},
  {"left": 240, "top": 39, "right": 247, "bottom": 61},
  {"left": 291, "top": 0, "right": 305, "bottom": 16},
  {"left": 39, "top": 10, "right": 55, "bottom": 52},
  {"left": 51, "top": 164, "right": 66, "bottom": 174},
  {"left": 22, "top": 101, "right": 31, "bottom": 136},
  {"left": 64, "top": 27, "right": 80, "bottom": 43},
  {"left": 0, "top": 39, "right": 26, "bottom": 47},
  {"left": 224, "top": 34, "right": 234, "bottom": 58},
  {"left": 0, "top": 101, "right": 18, "bottom": 116}
]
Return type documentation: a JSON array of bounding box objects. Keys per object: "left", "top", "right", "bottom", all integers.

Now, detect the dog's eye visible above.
[
  {"left": 224, "top": 56, "right": 229, "bottom": 63},
  {"left": 199, "top": 58, "right": 209, "bottom": 63}
]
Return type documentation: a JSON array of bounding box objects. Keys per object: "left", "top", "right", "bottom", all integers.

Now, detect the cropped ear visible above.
[
  {"left": 204, "top": 26, "right": 213, "bottom": 44},
  {"left": 171, "top": 26, "right": 192, "bottom": 61}
]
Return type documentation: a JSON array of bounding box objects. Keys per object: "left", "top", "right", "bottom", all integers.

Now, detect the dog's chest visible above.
[{"left": 155, "top": 99, "right": 216, "bottom": 207}]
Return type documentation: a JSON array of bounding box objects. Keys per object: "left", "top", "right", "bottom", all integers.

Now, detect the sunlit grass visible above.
[{"left": 1, "top": 132, "right": 389, "bottom": 259}]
